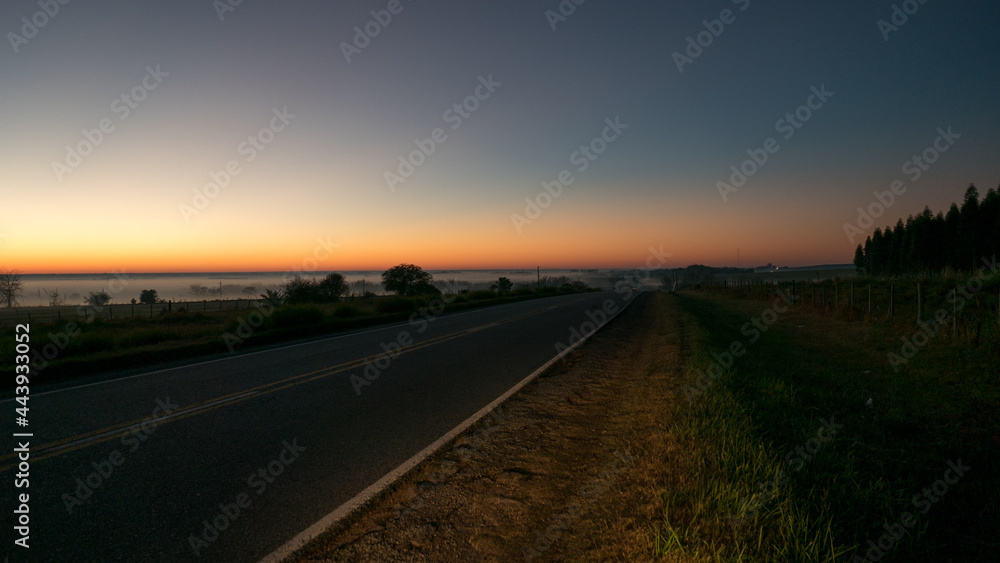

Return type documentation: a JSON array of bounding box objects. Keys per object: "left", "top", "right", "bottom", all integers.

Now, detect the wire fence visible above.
[{"left": 710, "top": 272, "right": 1000, "bottom": 344}]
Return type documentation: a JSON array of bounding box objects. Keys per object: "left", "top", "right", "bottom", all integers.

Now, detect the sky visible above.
[{"left": 1, "top": 0, "right": 998, "bottom": 273}]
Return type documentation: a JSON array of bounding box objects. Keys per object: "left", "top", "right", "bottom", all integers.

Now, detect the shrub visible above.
[{"left": 470, "top": 290, "right": 497, "bottom": 301}]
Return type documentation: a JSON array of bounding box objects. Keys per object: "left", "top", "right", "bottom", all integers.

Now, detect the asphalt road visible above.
[{"left": 0, "top": 290, "right": 639, "bottom": 562}]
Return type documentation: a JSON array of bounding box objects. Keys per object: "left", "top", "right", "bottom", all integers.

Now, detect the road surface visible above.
[{"left": 1, "top": 290, "right": 637, "bottom": 562}]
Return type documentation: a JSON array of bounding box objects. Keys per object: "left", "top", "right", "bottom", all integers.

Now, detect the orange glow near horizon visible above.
[{"left": 4, "top": 172, "right": 865, "bottom": 274}]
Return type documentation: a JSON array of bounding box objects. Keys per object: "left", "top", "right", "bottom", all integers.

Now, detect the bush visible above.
[{"left": 470, "top": 290, "right": 497, "bottom": 301}]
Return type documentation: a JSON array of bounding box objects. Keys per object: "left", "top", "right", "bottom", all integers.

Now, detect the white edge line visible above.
[
  {"left": 9, "top": 293, "right": 597, "bottom": 402},
  {"left": 258, "top": 292, "right": 640, "bottom": 563}
]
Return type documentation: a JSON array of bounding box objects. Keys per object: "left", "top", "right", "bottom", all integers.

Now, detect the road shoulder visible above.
[{"left": 291, "top": 291, "right": 690, "bottom": 562}]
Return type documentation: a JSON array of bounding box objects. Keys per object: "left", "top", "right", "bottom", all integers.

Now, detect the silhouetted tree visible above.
[
  {"left": 854, "top": 185, "right": 996, "bottom": 275},
  {"left": 0, "top": 270, "right": 24, "bottom": 307},
  {"left": 493, "top": 276, "right": 513, "bottom": 294},
  {"left": 381, "top": 264, "right": 434, "bottom": 296},
  {"left": 318, "top": 273, "right": 349, "bottom": 301},
  {"left": 85, "top": 290, "right": 112, "bottom": 307},
  {"left": 853, "top": 245, "right": 866, "bottom": 275},
  {"left": 139, "top": 289, "right": 160, "bottom": 305}
]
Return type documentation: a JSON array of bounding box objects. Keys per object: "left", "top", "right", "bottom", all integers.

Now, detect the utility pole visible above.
[{"left": 537, "top": 266, "right": 540, "bottom": 287}]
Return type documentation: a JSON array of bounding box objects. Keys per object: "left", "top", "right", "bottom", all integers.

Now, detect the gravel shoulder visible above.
[{"left": 290, "top": 291, "right": 692, "bottom": 562}]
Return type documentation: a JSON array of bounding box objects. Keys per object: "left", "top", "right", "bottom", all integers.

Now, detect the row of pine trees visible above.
[{"left": 854, "top": 184, "right": 1000, "bottom": 276}]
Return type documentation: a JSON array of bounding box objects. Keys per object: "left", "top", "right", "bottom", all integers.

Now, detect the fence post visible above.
[
  {"left": 850, "top": 283, "right": 854, "bottom": 308},
  {"left": 868, "top": 284, "right": 872, "bottom": 315},
  {"left": 889, "top": 284, "right": 894, "bottom": 318}
]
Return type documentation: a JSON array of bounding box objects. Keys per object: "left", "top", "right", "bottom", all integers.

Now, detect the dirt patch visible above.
[{"left": 291, "top": 292, "right": 692, "bottom": 562}]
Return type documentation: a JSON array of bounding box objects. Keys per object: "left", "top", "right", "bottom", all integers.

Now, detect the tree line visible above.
[{"left": 854, "top": 184, "right": 1000, "bottom": 276}]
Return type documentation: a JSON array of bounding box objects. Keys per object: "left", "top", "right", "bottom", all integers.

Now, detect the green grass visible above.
[{"left": 654, "top": 288, "right": 998, "bottom": 561}]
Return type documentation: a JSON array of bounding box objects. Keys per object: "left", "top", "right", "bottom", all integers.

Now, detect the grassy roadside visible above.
[
  {"left": 0, "top": 287, "right": 597, "bottom": 391},
  {"left": 277, "top": 289, "right": 995, "bottom": 561},
  {"left": 655, "top": 290, "right": 998, "bottom": 561}
]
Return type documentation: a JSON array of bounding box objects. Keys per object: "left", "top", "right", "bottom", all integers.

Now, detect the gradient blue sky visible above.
[{"left": 2, "top": 0, "right": 998, "bottom": 272}]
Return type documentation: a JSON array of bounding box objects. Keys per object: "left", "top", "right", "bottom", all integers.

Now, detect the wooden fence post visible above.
[
  {"left": 889, "top": 284, "right": 894, "bottom": 318},
  {"left": 868, "top": 285, "right": 872, "bottom": 315}
]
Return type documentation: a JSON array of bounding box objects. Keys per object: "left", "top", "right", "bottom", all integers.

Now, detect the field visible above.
[{"left": 652, "top": 281, "right": 999, "bottom": 561}]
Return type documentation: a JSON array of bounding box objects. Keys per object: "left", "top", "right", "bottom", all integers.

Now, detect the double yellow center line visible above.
[{"left": 0, "top": 302, "right": 567, "bottom": 471}]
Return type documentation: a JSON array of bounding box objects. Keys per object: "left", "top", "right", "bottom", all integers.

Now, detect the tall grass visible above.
[{"left": 653, "top": 290, "right": 997, "bottom": 561}]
